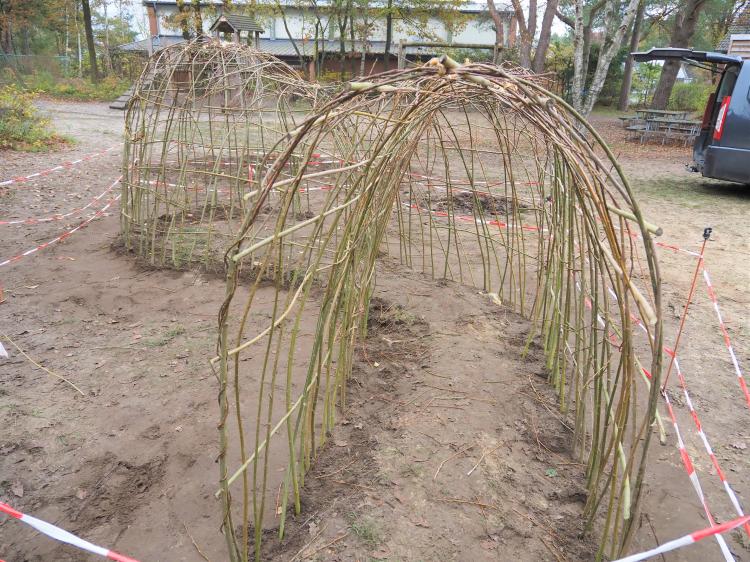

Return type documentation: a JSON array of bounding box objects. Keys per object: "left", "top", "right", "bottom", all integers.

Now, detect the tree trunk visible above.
[
  {"left": 486, "top": 0, "right": 505, "bottom": 49},
  {"left": 618, "top": 0, "right": 645, "bottom": 111},
  {"left": 571, "top": 0, "right": 585, "bottom": 112},
  {"left": 383, "top": 0, "right": 393, "bottom": 70},
  {"left": 650, "top": 0, "right": 707, "bottom": 109},
  {"left": 509, "top": 0, "right": 535, "bottom": 69},
  {"left": 273, "top": 0, "right": 305, "bottom": 77},
  {"left": 81, "top": 0, "right": 99, "bottom": 82},
  {"left": 532, "top": 0, "right": 559, "bottom": 73},
  {"left": 582, "top": 0, "right": 641, "bottom": 116},
  {"left": 103, "top": 0, "right": 113, "bottom": 74},
  {"left": 349, "top": 13, "right": 356, "bottom": 76},
  {"left": 337, "top": 8, "right": 347, "bottom": 80}
]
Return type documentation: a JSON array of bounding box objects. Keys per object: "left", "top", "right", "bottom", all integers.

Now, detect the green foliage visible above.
[
  {"left": 591, "top": 44, "right": 628, "bottom": 107},
  {"left": 23, "top": 71, "right": 131, "bottom": 102},
  {"left": 668, "top": 81, "right": 713, "bottom": 112},
  {"left": 631, "top": 62, "right": 661, "bottom": 107},
  {"left": 446, "top": 47, "right": 496, "bottom": 63},
  {"left": 0, "top": 85, "right": 66, "bottom": 151}
]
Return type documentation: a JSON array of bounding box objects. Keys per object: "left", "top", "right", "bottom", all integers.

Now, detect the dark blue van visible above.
[{"left": 633, "top": 48, "right": 749, "bottom": 185}]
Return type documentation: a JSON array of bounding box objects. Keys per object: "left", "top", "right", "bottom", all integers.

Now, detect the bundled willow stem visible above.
[{"left": 122, "top": 46, "right": 663, "bottom": 561}]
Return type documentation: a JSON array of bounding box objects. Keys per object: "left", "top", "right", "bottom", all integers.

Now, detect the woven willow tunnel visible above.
[
  {"left": 213, "top": 57, "right": 664, "bottom": 561},
  {"left": 121, "top": 39, "right": 321, "bottom": 271}
]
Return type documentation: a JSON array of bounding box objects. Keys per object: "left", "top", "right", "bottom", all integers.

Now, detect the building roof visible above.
[
  {"left": 210, "top": 14, "right": 265, "bottom": 34},
  {"left": 116, "top": 35, "right": 186, "bottom": 52},
  {"left": 259, "top": 38, "right": 458, "bottom": 58},
  {"left": 116, "top": 35, "right": 465, "bottom": 59},
  {"left": 718, "top": 2, "right": 750, "bottom": 51}
]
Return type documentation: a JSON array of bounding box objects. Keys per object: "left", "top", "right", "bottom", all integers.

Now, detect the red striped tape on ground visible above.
[
  {"left": 0, "top": 177, "right": 120, "bottom": 226},
  {"left": 615, "top": 514, "right": 750, "bottom": 562},
  {"left": 0, "top": 181, "right": 121, "bottom": 268},
  {"left": 0, "top": 501, "right": 139, "bottom": 562},
  {"left": 0, "top": 146, "right": 118, "bottom": 188}
]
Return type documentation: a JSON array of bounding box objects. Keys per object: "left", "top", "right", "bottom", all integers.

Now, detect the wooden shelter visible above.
[{"left": 210, "top": 14, "right": 264, "bottom": 48}]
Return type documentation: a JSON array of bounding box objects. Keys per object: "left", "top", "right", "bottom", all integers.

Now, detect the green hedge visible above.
[
  {"left": 668, "top": 81, "right": 713, "bottom": 113},
  {"left": 0, "top": 85, "right": 67, "bottom": 151},
  {"left": 29, "top": 71, "right": 131, "bottom": 101}
]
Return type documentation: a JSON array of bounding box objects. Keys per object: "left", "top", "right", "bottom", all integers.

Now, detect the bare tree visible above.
[
  {"left": 570, "top": 0, "right": 641, "bottom": 116},
  {"left": 650, "top": 0, "right": 708, "bottom": 109},
  {"left": 618, "top": 0, "right": 644, "bottom": 111},
  {"left": 486, "top": 0, "right": 506, "bottom": 49},
  {"left": 510, "top": 0, "right": 536, "bottom": 68},
  {"left": 557, "top": 0, "right": 606, "bottom": 89}
]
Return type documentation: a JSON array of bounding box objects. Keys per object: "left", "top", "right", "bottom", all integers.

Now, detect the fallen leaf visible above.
[
  {"left": 334, "top": 440, "right": 348, "bottom": 447},
  {"left": 732, "top": 442, "right": 746, "bottom": 450}
]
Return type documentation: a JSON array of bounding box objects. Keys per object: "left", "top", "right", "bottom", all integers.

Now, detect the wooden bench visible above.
[{"left": 618, "top": 115, "right": 641, "bottom": 128}]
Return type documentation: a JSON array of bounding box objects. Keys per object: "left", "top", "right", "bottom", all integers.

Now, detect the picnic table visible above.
[
  {"left": 625, "top": 116, "right": 701, "bottom": 146},
  {"left": 635, "top": 108, "right": 690, "bottom": 120}
]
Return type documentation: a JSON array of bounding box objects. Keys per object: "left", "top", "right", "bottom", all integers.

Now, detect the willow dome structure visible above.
[
  {"left": 211, "top": 57, "right": 664, "bottom": 561},
  {"left": 121, "top": 39, "right": 321, "bottom": 271}
]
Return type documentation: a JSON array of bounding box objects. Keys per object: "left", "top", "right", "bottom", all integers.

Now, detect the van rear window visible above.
[{"left": 717, "top": 66, "right": 739, "bottom": 102}]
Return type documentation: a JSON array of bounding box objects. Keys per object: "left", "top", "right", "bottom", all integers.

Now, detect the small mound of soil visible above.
[{"left": 432, "top": 191, "right": 528, "bottom": 216}]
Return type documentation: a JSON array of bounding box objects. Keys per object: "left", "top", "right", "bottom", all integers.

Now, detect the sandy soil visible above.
[
  {"left": 591, "top": 113, "right": 750, "bottom": 561},
  {"left": 0, "top": 101, "right": 747, "bottom": 561}
]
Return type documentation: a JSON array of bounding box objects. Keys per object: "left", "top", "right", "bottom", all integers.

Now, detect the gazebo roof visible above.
[{"left": 210, "top": 14, "right": 265, "bottom": 34}]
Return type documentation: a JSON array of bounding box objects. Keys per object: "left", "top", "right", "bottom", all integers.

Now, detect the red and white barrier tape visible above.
[
  {"left": 0, "top": 189, "right": 120, "bottom": 268},
  {"left": 0, "top": 146, "right": 118, "bottom": 188},
  {"left": 702, "top": 267, "right": 750, "bottom": 407},
  {"left": 615, "top": 514, "right": 750, "bottom": 562},
  {"left": 663, "top": 349, "right": 750, "bottom": 533},
  {"left": 0, "top": 177, "right": 120, "bottom": 226},
  {"left": 581, "top": 269, "right": 748, "bottom": 557},
  {"left": 661, "top": 390, "right": 734, "bottom": 559},
  {"left": 0, "top": 501, "right": 139, "bottom": 562}
]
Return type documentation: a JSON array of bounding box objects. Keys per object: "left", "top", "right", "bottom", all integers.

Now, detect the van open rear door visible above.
[
  {"left": 631, "top": 48, "right": 748, "bottom": 184},
  {"left": 632, "top": 47, "right": 742, "bottom": 66}
]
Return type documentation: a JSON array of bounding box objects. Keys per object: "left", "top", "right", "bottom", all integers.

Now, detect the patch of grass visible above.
[
  {"left": 0, "top": 85, "right": 69, "bottom": 151},
  {"left": 144, "top": 325, "right": 187, "bottom": 347},
  {"left": 347, "top": 513, "right": 380, "bottom": 546}
]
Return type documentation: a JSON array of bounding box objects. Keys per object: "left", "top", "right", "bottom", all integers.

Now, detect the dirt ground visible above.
[{"left": 0, "top": 101, "right": 748, "bottom": 561}]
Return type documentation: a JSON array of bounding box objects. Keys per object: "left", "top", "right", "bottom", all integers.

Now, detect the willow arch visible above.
[
  {"left": 120, "top": 39, "right": 321, "bottom": 271},
  {"left": 213, "top": 56, "right": 663, "bottom": 561}
]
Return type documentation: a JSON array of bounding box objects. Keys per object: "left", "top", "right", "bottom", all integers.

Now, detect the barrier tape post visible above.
[
  {"left": 0, "top": 501, "right": 140, "bottom": 562},
  {"left": 662, "top": 227, "right": 711, "bottom": 390}
]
